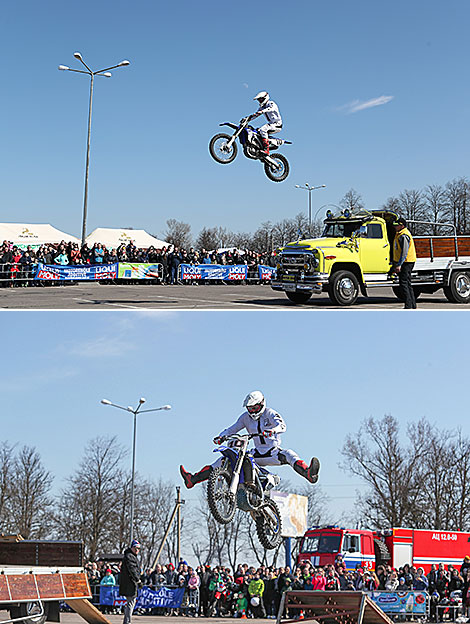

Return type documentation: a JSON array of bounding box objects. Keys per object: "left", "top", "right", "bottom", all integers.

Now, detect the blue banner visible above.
[
  {"left": 100, "top": 585, "right": 185, "bottom": 609},
  {"left": 367, "top": 591, "right": 427, "bottom": 614},
  {"left": 180, "top": 264, "right": 247, "bottom": 281},
  {"left": 258, "top": 265, "right": 277, "bottom": 281},
  {"left": 35, "top": 263, "right": 118, "bottom": 281}
]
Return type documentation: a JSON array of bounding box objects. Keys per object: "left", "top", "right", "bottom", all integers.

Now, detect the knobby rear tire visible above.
[
  {"left": 255, "top": 498, "right": 282, "bottom": 549},
  {"left": 264, "top": 154, "right": 289, "bottom": 182}
]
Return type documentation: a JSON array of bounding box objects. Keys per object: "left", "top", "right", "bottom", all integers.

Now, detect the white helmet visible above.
[
  {"left": 243, "top": 390, "right": 266, "bottom": 420},
  {"left": 254, "top": 91, "right": 269, "bottom": 106},
  {"left": 250, "top": 596, "right": 260, "bottom": 607}
]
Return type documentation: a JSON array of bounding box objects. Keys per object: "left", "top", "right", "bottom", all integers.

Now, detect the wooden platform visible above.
[
  {"left": 415, "top": 236, "right": 470, "bottom": 260},
  {"left": 0, "top": 572, "right": 91, "bottom": 602},
  {"left": 277, "top": 591, "right": 394, "bottom": 624}
]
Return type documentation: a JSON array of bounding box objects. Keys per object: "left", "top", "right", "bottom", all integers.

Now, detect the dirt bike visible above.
[
  {"left": 209, "top": 117, "right": 292, "bottom": 182},
  {"left": 207, "top": 433, "right": 283, "bottom": 550}
]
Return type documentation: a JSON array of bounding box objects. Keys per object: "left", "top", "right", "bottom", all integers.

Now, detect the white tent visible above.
[
  {"left": 85, "top": 228, "right": 168, "bottom": 250},
  {"left": 0, "top": 223, "right": 80, "bottom": 249}
]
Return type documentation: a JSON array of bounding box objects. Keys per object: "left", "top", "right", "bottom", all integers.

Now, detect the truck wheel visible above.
[
  {"left": 10, "top": 602, "right": 48, "bottom": 624},
  {"left": 286, "top": 292, "right": 312, "bottom": 304},
  {"left": 392, "top": 286, "right": 423, "bottom": 301},
  {"left": 328, "top": 271, "right": 359, "bottom": 306},
  {"left": 444, "top": 271, "right": 470, "bottom": 304}
]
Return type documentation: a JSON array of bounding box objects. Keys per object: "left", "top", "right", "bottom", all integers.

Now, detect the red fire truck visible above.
[{"left": 297, "top": 526, "right": 470, "bottom": 573}]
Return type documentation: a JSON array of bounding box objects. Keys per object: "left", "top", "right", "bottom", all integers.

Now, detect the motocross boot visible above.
[
  {"left": 293, "top": 457, "right": 320, "bottom": 484},
  {"left": 260, "top": 137, "right": 270, "bottom": 155},
  {"left": 180, "top": 465, "right": 211, "bottom": 489}
]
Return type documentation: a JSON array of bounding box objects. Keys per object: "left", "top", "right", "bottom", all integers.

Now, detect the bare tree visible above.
[
  {"left": 165, "top": 219, "right": 192, "bottom": 248},
  {"left": 340, "top": 414, "right": 428, "bottom": 527},
  {"left": 8, "top": 446, "right": 53, "bottom": 539},
  {"left": 424, "top": 184, "right": 448, "bottom": 234},
  {"left": 444, "top": 178, "right": 470, "bottom": 234},
  {"left": 382, "top": 196, "right": 400, "bottom": 213},
  {"left": 0, "top": 442, "right": 14, "bottom": 531},
  {"left": 134, "top": 478, "right": 176, "bottom": 569},
  {"left": 251, "top": 222, "right": 274, "bottom": 253},
  {"left": 340, "top": 189, "right": 364, "bottom": 212},
  {"left": 55, "top": 436, "right": 127, "bottom": 559},
  {"left": 397, "top": 189, "right": 427, "bottom": 234}
]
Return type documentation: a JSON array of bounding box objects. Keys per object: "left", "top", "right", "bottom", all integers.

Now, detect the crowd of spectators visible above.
[
  {"left": 0, "top": 239, "right": 277, "bottom": 287},
  {"left": 84, "top": 554, "right": 470, "bottom": 620}
]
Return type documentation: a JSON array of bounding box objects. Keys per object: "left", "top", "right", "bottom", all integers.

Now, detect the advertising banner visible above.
[
  {"left": 179, "top": 264, "right": 247, "bottom": 281},
  {"left": 34, "top": 263, "right": 118, "bottom": 281},
  {"left": 258, "top": 265, "right": 277, "bottom": 281},
  {"left": 100, "top": 585, "right": 185, "bottom": 609},
  {"left": 118, "top": 263, "right": 162, "bottom": 279},
  {"left": 269, "top": 491, "right": 308, "bottom": 537},
  {"left": 367, "top": 591, "right": 427, "bottom": 614}
]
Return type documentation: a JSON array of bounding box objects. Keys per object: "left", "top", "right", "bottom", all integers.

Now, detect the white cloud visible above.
[
  {"left": 337, "top": 95, "right": 394, "bottom": 114},
  {"left": 68, "top": 335, "right": 136, "bottom": 358}
]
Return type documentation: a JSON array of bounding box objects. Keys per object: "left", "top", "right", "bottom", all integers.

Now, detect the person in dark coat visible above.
[{"left": 119, "top": 539, "right": 141, "bottom": 624}]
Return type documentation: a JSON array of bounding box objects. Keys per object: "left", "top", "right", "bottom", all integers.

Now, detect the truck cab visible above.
[
  {"left": 297, "top": 526, "right": 376, "bottom": 571},
  {"left": 272, "top": 208, "right": 397, "bottom": 306}
]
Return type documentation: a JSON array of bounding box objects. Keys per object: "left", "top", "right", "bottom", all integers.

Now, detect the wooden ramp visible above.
[
  {"left": 277, "top": 591, "right": 394, "bottom": 624},
  {"left": 67, "top": 599, "right": 112, "bottom": 624}
]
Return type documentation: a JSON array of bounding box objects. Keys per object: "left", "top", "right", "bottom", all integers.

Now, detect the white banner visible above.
[{"left": 270, "top": 491, "right": 308, "bottom": 537}]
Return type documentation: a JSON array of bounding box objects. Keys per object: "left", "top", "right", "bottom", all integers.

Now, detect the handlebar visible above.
[{"left": 215, "top": 433, "right": 257, "bottom": 444}]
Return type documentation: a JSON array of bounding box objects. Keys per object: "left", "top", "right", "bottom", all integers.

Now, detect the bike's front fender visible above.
[
  {"left": 219, "top": 122, "right": 239, "bottom": 130},
  {"left": 213, "top": 446, "right": 238, "bottom": 471}
]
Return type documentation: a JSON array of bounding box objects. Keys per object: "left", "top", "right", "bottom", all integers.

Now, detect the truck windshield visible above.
[
  {"left": 323, "top": 221, "right": 362, "bottom": 238},
  {"left": 300, "top": 533, "right": 342, "bottom": 553}
]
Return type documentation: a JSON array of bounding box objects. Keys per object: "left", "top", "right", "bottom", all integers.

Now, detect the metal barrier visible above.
[{"left": 0, "top": 262, "right": 274, "bottom": 286}]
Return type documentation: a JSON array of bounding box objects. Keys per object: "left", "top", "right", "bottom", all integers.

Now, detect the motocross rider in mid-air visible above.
[
  {"left": 248, "top": 91, "right": 283, "bottom": 155},
  {"left": 180, "top": 390, "right": 320, "bottom": 489}
]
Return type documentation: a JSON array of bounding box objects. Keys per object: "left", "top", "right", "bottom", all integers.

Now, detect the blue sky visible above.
[
  {"left": 2, "top": 311, "right": 469, "bottom": 520},
  {"left": 1, "top": 0, "right": 469, "bottom": 241}
]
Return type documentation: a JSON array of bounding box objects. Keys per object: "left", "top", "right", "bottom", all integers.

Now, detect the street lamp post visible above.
[
  {"left": 295, "top": 183, "right": 327, "bottom": 233},
  {"left": 59, "top": 53, "right": 130, "bottom": 247},
  {"left": 101, "top": 397, "right": 171, "bottom": 543}
]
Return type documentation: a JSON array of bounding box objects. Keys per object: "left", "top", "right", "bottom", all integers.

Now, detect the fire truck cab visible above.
[{"left": 298, "top": 526, "right": 376, "bottom": 571}]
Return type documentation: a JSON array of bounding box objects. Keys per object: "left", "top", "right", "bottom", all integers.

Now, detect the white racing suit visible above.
[
  {"left": 180, "top": 407, "right": 319, "bottom": 488},
  {"left": 214, "top": 408, "right": 299, "bottom": 468},
  {"left": 253, "top": 100, "right": 283, "bottom": 139}
]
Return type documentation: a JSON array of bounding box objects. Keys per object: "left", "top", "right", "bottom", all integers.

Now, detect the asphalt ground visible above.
[
  {"left": 0, "top": 283, "right": 464, "bottom": 310},
  {"left": 0, "top": 614, "right": 271, "bottom": 624}
]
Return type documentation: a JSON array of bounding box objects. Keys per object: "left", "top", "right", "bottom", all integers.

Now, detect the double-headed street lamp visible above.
[
  {"left": 295, "top": 183, "right": 327, "bottom": 232},
  {"left": 59, "top": 53, "right": 130, "bottom": 247},
  {"left": 101, "top": 397, "right": 171, "bottom": 543}
]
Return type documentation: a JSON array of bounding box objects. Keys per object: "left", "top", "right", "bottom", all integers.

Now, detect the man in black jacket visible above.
[{"left": 120, "top": 540, "right": 141, "bottom": 624}]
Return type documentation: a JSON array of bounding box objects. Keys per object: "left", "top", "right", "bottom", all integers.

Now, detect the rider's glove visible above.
[
  {"left": 213, "top": 436, "right": 224, "bottom": 445},
  {"left": 263, "top": 430, "right": 275, "bottom": 438}
]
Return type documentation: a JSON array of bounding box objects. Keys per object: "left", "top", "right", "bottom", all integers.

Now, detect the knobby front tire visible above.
[
  {"left": 209, "top": 133, "right": 238, "bottom": 164},
  {"left": 207, "top": 465, "right": 236, "bottom": 524}
]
